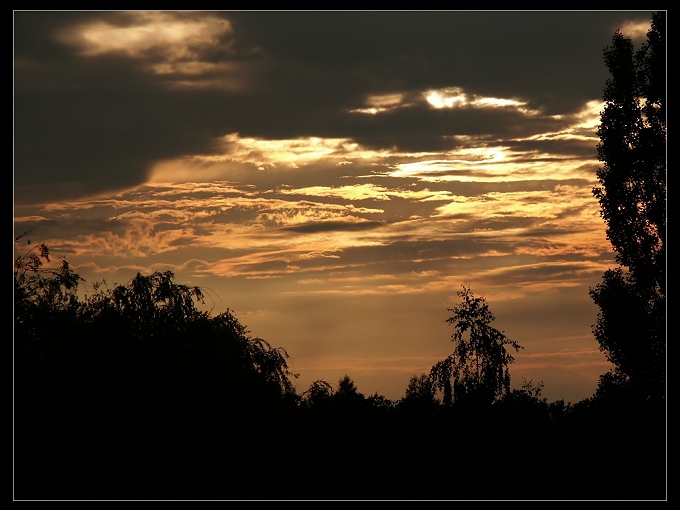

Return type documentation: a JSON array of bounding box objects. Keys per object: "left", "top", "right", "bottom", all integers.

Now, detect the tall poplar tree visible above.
[{"left": 590, "top": 11, "right": 666, "bottom": 402}]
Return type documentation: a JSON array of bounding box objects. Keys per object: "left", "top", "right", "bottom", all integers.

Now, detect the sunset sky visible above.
[{"left": 13, "top": 11, "right": 656, "bottom": 404}]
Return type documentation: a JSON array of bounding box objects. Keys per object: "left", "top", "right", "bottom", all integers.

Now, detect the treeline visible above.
[{"left": 13, "top": 251, "right": 664, "bottom": 500}]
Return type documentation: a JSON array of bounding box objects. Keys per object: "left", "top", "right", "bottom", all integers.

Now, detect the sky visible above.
[{"left": 13, "top": 10, "right": 657, "bottom": 405}]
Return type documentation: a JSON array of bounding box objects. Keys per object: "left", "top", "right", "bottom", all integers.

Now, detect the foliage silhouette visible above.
[{"left": 590, "top": 11, "right": 666, "bottom": 403}]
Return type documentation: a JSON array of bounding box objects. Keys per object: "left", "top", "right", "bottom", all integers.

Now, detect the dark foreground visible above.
[{"left": 15, "top": 387, "right": 666, "bottom": 500}]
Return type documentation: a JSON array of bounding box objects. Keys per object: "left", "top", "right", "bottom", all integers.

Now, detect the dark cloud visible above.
[
  {"left": 14, "top": 11, "right": 653, "bottom": 205},
  {"left": 223, "top": 11, "right": 652, "bottom": 110}
]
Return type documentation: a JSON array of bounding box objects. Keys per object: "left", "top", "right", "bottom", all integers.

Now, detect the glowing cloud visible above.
[
  {"left": 423, "top": 86, "right": 540, "bottom": 115},
  {"left": 58, "top": 11, "right": 233, "bottom": 60},
  {"left": 350, "top": 93, "right": 408, "bottom": 114},
  {"left": 148, "top": 133, "right": 395, "bottom": 179},
  {"left": 619, "top": 19, "right": 652, "bottom": 40},
  {"left": 55, "top": 11, "right": 241, "bottom": 88}
]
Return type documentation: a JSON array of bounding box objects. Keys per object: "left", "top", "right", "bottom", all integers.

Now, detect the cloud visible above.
[{"left": 282, "top": 219, "right": 385, "bottom": 234}]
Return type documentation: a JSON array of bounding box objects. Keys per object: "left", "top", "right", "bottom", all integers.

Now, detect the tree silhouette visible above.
[
  {"left": 590, "top": 11, "right": 666, "bottom": 402},
  {"left": 14, "top": 233, "right": 84, "bottom": 373},
  {"left": 334, "top": 374, "right": 366, "bottom": 409},
  {"left": 430, "top": 286, "right": 522, "bottom": 408},
  {"left": 397, "top": 373, "right": 438, "bottom": 414},
  {"left": 300, "top": 379, "right": 335, "bottom": 410},
  {"left": 75, "top": 271, "right": 299, "bottom": 417},
  {"left": 364, "top": 392, "right": 395, "bottom": 413},
  {"left": 493, "top": 378, "right": 551, "bottom": 423}
]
